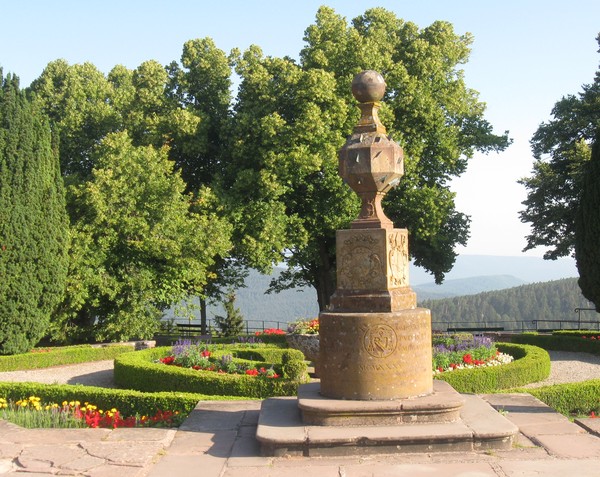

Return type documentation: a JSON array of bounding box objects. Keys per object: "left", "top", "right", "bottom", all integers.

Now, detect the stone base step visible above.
[{"left": 256, "top": 386, "right": 518, "bottom": 457}]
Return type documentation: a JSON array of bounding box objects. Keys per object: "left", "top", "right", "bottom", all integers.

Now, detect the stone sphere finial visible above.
[{"left": 351, "top": 70, "right": 386, "bottom": 103}]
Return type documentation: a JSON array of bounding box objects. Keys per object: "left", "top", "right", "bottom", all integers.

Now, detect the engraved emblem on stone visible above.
[
  {"left": 339, "top": 246, "right": 382, "bottom": 288},
  {"left": 363, "top": 324, "right": 397, "bottom": 358},
  {"left": 388, "top": 232, "right": 407, "bottom": 286}
]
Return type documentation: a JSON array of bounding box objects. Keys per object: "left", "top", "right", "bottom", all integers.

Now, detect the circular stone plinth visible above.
[{"left": 319, "top": 309, "right": 433, "bottom": 400}]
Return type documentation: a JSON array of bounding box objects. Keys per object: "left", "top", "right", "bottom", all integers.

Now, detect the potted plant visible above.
[{"left": 286, "top": 318, "right": 320, "bottom": 364}]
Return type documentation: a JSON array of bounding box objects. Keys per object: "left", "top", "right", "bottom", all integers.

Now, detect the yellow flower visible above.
[{"left": 62, "top": 401, "right": 68, "bottom": 406}]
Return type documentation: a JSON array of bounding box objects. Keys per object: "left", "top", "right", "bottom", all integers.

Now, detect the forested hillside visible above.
[{"left": 423, "top": 278, "right": 599, "bottom": 331}]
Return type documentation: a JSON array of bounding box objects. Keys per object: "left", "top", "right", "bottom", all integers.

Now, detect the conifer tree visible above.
[
  {"left": 576, "top": 131, "right": 600, "bottom": 311},
  {"left": 213, "top": 292, "right": 245, "bottom": 337},
  {"left": 0, "top": 72, "right": 69, "bottom": 354}
]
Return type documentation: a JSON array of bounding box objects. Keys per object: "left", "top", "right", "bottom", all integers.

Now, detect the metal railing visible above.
[{"left": 167, "top": 316, "right": 600, "bottom": 336}]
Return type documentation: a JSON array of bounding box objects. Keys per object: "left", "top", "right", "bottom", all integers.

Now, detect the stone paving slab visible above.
[
  {"left": 5, "top": 395, "right": 600, "bottom": 477},
  {"left": 576, "top": 417, "right": 600, "bottom": 436}
]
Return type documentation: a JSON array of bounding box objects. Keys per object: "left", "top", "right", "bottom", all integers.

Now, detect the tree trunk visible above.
[
  {"left": 315, "top": 241, "right": 336, "bottom": 311},
  {"left": 200, "top": 297, "right": 208, "bottom": 335}
]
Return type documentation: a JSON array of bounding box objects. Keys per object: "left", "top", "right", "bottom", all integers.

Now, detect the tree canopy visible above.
[
  {"left": 226, "top": 7, "right": 510, "bottom": 308},
  {"left": 520, "top": 34, "right": 600, "bottom": 260},
  {"left": 57, "top": 132, "right": 231, "bottom": 341},
  {"left": 24, "top": 6, "right": 513, "bottom": 338}
]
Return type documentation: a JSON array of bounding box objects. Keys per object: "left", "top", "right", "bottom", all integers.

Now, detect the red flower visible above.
[
  {"left": 201, "top": 350, "right": 211, "bottom": 357},
  {"left": 462, "top": 354, "right": 473, "bottom": 365},
  {"left": 160, "top": 356, "right": 175, "bottom": 365},
  {"left": 246, "top": 369, "right": 259, "bottom": 376}
]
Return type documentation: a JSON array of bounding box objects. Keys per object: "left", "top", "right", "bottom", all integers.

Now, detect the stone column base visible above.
[{"left": 319, "top": 309, "right": 432, "bottom": 400}]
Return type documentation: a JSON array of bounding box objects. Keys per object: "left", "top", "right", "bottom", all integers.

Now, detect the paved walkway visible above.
[
  {"left": 2, "top": 393, "right": 600, "bottom": 476},
  {"left": 3, "top": 352, "right": 600, "bottom": 476}
]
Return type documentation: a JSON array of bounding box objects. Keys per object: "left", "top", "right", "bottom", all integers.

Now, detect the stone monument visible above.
[
  {"left": 256, "top": 71, "right": 518, "bottom": 456},
  {"left": 320, "top": 70, "right": 432, "bottom": 401}
]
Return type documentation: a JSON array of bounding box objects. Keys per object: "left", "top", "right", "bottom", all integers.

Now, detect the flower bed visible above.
[
  {"left": 114, "top": 342, "right": 308, "bottom": 398},
  {"left": 432, "top": 333, "right": 513, "bottom": 374},
  {"left": 0, "top": 395, "right": 181, "bottom": 428},
  {"left": 436, "top": 343, "right": 551, "bottom": 393},
  {"left": 158, "top": 340, "right": 280, "bottom": 378}
]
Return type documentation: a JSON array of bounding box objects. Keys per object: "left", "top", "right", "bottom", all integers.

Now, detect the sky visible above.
[{"left": 1, "top": 0, "right": 598, "bottom": 260}]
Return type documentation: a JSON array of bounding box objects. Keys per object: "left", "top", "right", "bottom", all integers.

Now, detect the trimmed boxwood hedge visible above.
[
  {"left": 114, "top": 345, "right": 308, "bottom": 398},
  {"left": 435, "top": 343, "right": 550, "bottom": 393},
  {"left": 0, "top": 345, "right": 134, "bottom": 372},
  {"left": 510, "top": 332, "right": 600, "bottom": 355},
  {"left": 524, "top": 380, "right": 600, "bottom": 417},
  {"left": 0, "top": 381, "right": 210, "bottom": 418}
]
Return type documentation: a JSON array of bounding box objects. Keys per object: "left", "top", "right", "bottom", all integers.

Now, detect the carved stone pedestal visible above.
[{"left": 319, "top": 310, "right": 432, "bottom": 400}]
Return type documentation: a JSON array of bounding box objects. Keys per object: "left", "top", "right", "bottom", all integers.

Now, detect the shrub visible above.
[
  {"left": 524, "top": 380, "right": 600, "bottom": 417},
  {"left": 510, "top": 333, "right": 600, "bottom": 355},
  {"left": 435, "top": 343, "right": 550, "bottom": 393},
  {"left": 0, "top": 382, "right": 206, "bottom": 419},
  {"left": 114, "top": 345, "right": 308, "bottom": 398},
  {"left": 0, "top": 345, "right": 134, "bottom": 372}
]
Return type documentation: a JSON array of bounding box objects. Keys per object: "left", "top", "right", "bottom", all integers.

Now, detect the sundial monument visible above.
[{"left": 256, "top": 71, "right": 518, "bottom": 456}]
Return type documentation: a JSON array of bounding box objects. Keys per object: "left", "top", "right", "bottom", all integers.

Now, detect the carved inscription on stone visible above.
[
  {"left": 388, "top": 230, "right": 408, "bottom": 287},
  {"left": 363, "top": 323, "right": 397, "bottom": 358},
  {"left": 338, "top": 233, "right": 385, "bottom": 289}
]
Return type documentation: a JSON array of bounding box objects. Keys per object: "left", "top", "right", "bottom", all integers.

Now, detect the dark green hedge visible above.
[
  {"left": 524, "top": 380, "right": 600, "bottom": 416},
  {"left": 0, "top": 345, "right": 134, "bottom": 372},
  {"left": 114, "top": 345, "right": 307, "bottom": 398},
  {"left": 0, "top": 381, "right": 212, "bottom": 418},
  {"left": 435, "top": 343, "right": 550, "bottom": 393},
  {"left": 510, "top": 333, "right": 600, "bottom": 355}
]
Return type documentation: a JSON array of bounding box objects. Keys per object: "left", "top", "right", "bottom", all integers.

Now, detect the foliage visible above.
[
  {"left": 0, "top": 381, "right": 208, "bottom": 419},
  {"left": 28, "top": 52, "right": 243, "bottom": 342},
  {"left": 435, "top": 343, "right": 551, "bottom": 393},
  {"left": 510, "top": 332, "right": 600, "bottom": 355},
  {"left": 287, "top": 318, "right": 319, "bottom": 335},
  {"left": 0, "top": 344, "right": 133, "bottom": 372},
  {"left": 0, "top": 72, "right": 69, "bottom": 354},
  {"left": 432, "top": 333, "right": 499, "bottom": 371},
  {"left": 526, "top": 380, "right": 600, "bottom": 417},
  {"left": 114, "top": 345, "right": 308, "bottom": 397},
  {"left": 575, "top": 131, "right": 600, "bottom": 311},
  {"left": 55, "top": 132, "right": 231, "bottom": 342},
  {"left": 519, "top": 34, "right": 600, "bottom": 259},
  {"left": 213, "top": 292, "right": 245, "bottom": 337},
  {"left": 423, "top": 277, "right": 597, "bottom": 330},
  {"left": 226, "top": 7, "right": 510, "bottom": 309},
  {"left": 0, "top": 396, "right": 182, "bottom": 428}
]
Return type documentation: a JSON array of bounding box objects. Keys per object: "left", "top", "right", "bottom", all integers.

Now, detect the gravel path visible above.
[
  {"left": 0, "top": 351, "right": 599, "bottom": 389},
  {"left": 0, "top": 360, "right": 117, "bottom": 388},
  {"left": 521, "top": 350, "right": 600, "bottom": 388}
]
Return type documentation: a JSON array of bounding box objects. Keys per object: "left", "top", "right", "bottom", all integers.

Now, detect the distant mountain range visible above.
[
  {"left": 164, "top": 255, "right": 579, "bottom": 327},
  {"left": 413, "top": 275, "right": 526, "bottom": 302}
]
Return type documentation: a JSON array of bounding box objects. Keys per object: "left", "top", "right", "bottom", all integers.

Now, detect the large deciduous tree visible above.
[
  {"left": 575, "top": 130, "right": 600, "bottom": 310},
  {"left": 57, "top": 132, "right": 231, "bottom": 342},
  {"left": 0, "top": 72, "right": 69, "bottom": 354},
  {"left": 226, "top": 7, "right": 510, "bottom": 309},
  {"left": 520, "top": 34, "right": 600, "bottom": 260}
]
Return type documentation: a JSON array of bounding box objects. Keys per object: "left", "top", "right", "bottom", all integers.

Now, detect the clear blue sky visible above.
[{"left": 2, "top": 0, "right": 598, "bottom": 258}]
